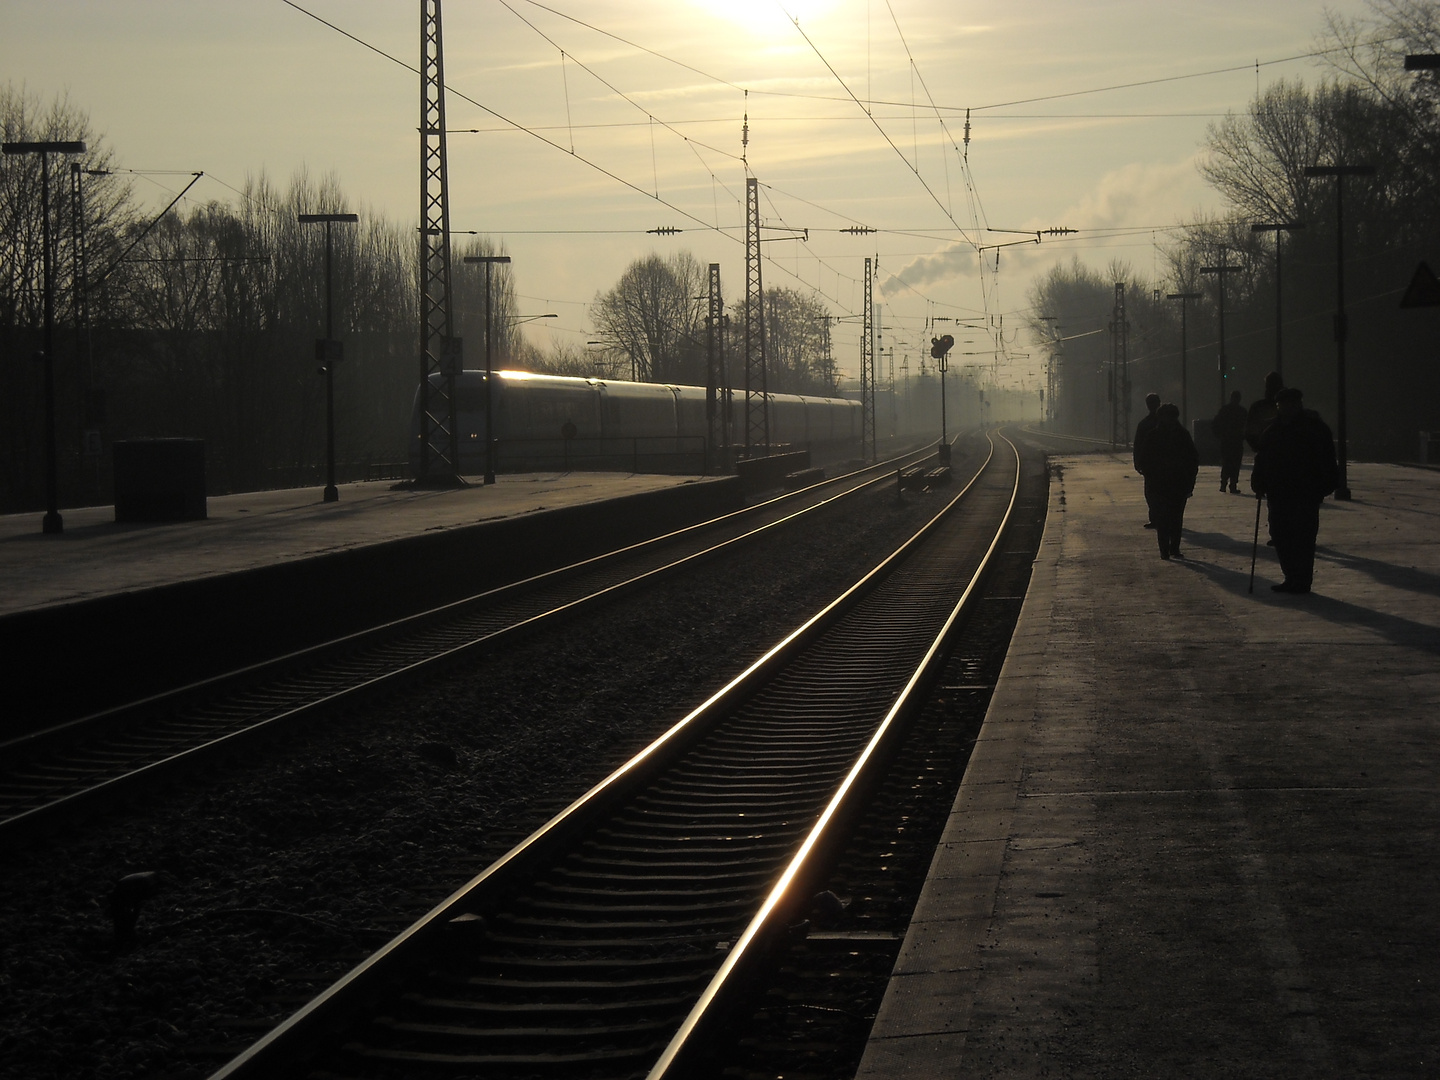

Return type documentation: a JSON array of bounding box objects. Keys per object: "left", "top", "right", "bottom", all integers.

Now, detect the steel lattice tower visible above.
[
  {"left": 418, "top": 0, "right": 459, "bottom": 482},
  {"left": 743, "top": 177, "right": 768, "bottom": 455},
  {"left": 705, "top": 263, "right": 727, "bottom": 469},
  {"left": 861, "top": 257, "right": 875, "bottom": 462},
  {"left": 1109, "top": 282, "right": 1129, "bottom": 448}
]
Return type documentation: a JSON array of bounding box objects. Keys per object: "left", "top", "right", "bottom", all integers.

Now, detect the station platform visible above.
[
  {"left": 859, "top": 457, "right": 1440, "bottom": 1077},
  {"left": 0, "top": 471, "right": 715, "bottom": 618}
]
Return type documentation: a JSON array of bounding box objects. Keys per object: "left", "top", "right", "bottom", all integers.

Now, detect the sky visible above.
[{"left": 2, "top": 0, "right": 1383, "bottom": 391}]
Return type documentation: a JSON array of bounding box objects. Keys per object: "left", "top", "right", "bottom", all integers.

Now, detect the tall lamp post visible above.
[
  {"left": 3, "top": 139, "right": 87, "bottom": 534},
  {"left": 1250, "top": 222, "right": 1306, "bottom": 381},
  {"left": 1304, "top": 164, "right": 1375, "bottom": 501},
  {"left": 298, "top": 213, "right": 359, "bottom": 503},
  {"left": 463, "top": 254, "right": 511, "bottom": 484},
  {"left": 1165, "top": 292, "right": 1202, "bottom": 427},
  {"left": 1200, "top": 256, "right": 1240, "bottom": 412}
]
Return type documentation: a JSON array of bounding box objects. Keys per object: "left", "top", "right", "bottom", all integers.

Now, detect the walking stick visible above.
[{"left": 1248, "top": 494, "right": 1263, "bottom": 594}]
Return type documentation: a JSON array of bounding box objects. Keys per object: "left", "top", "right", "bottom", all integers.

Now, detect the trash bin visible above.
[{"left": 113, "top": 439, "right": 207, "bottom": 522}]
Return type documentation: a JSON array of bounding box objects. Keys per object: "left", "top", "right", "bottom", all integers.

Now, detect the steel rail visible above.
[
  {"left": 207, "top": 432, "right": 1019, "bottom": 1080},
  {"left": 0, "top": 445, "right": 938, "bottom": 844},
  {"left": 649, "top": 430, "right": 1021, "bottom": 1077}
]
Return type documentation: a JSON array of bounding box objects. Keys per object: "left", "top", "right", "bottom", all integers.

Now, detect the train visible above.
[{"left": 409, "top": 369, "right": 863, "bottom": 475}]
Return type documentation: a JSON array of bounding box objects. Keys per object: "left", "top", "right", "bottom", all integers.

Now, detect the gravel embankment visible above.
[{"left": 0, "top": 477, "right": 950, "bottom": 1080}]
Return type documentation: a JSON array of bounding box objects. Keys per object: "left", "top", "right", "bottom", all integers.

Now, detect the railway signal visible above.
[{"left": 931, "top": 334, "right": 954, "bottom": 455}]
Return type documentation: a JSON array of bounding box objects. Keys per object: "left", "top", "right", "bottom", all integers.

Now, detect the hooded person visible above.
[
  {"left": 1134, "top": 402, "right": 1199, "bottom": 560},
  {"left": 1249, "top": 387, "right": 1339, "bottom": 593}
]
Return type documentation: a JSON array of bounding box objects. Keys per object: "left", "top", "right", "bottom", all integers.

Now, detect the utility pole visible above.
[
  {"left": 1108, "top": 282, "right": 1129, "bottom": 448},
  {"left": 861, "top": 257, "right": 875, "bottom": 463},
  {"left": 417, "top": 0, "right": 461, "bottom": 485},
  {"left": 3, "top": 139, "right": 87, "bottom": 535},
  {"left": 1200, "top": 255, "right": 1240, "bottom": 413},
  {"left": 1250, "top": 222, "right": 1305, "bottom": 381},
  {"left": 1166, "top": 292, "right": 1202, "bottom": 428},
  {"left": 743, "top": 177, "right": 768, "bottom": 456},
  {"left": 1304, "top": 164, "right": 1375, "bottom": 501}
]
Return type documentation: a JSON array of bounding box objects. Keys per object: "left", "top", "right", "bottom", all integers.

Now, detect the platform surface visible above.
[
  {"left": 0, "top": 472, "right": 711, "bottom": 617},
  {"left": 859, "top": 457, "right": 1440, "bottom": 1078}
]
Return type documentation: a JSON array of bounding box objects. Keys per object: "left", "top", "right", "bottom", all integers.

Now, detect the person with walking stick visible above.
[{"left": 1249, "top": 387, "right": 1339, "bottom": 594}]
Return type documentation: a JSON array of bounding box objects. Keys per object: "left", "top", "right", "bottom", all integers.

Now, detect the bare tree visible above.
[{"left": 590, "top": 251, "right": 706, "bottom": 383}]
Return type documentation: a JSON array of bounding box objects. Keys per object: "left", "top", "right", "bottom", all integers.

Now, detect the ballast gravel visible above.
[{"left": 0, "top": 476, "right": 951, "bottom": 1080}]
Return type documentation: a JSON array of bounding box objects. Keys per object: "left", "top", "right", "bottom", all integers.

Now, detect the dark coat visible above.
[
  {"left": 1251, "top": 409, "right": 1339, "bottom": 502},
  {"left": 1135, "top": 416, "right": 1199, "bottom": 496},
  {"left": 1132, "top": 411, "right": 1161, "bottom": 473},
  {"left": 1212, "top": 401, "right": 1247, "bottom": 451},
  {"left": 1245, "top": 398, "right": 1278, "bottom": 452}
]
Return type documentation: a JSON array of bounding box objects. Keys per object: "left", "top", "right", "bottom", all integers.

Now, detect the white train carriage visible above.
[{"left": 410, "top": 370, "right": 860, "bottom": 476}]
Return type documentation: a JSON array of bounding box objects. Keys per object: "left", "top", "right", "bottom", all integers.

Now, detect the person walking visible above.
[
  {"left": 1249, "top": 387, "right": 1339, "bottom": 593},
  {"left": 1135, "top": 402, "right": 1198, "bottom": 560},
  {"left": 1212, "top": 390, "right": 1247, "bottom": 493},
  {"left": 1133, "top": 392, "right": 1162, "bottom": 529}
]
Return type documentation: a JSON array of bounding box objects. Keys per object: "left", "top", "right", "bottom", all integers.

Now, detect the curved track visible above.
[
  {"left": 210, "top": 431, "right": 1022, "bottom": 1080},
  {"left": 0, "top": 448, "right": 937, "bottom": 845}
]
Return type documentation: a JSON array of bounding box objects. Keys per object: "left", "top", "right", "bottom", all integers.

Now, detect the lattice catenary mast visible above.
[
  {"left": 743, "top": 177, "right": 768, "bottom": 455},
  {"left": 417, "top": 0, "right": 460, "bottom": 483}
]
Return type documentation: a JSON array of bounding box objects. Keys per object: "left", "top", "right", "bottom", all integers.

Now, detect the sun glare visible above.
[{"left": 688, "top": 0, "right": 834, "bottom": 35}]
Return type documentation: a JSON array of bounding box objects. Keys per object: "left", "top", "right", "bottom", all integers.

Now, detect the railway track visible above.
[
  {"left": 0, "top": 445, "right": 942, "bottom": 846},
  {"left": 209, "top": 430, "right": 1022, "bottom": 1080}
]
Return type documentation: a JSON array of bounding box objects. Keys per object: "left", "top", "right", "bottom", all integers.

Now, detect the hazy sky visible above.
[{"left": 3, "top": 0, "right": 1380, "bottom": 389}]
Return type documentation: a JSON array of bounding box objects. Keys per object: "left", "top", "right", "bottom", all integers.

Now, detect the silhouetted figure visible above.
[
  {"left": 1134, "top": 403, "right": 1198, "bottom": 559},
  {"left": 1245, "top": 371, "right": 1284, "bottom": 452},
  {"left": 1212, "top": 390, "right": 1247, "bottom": 493},
  {"left": 1133, "top": 392, "right": 1162, "bottom": 528},
  {"left": 1250, "top": 387, "right": 1338, "bottom": 593}
]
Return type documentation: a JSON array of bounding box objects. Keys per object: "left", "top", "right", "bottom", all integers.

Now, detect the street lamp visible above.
[
  {"left": 1250, "top": 222, "right": 1306, "bottom": 381},
  {"left": 1199, "top": 256, "right": 1241, "bottom": 412},
  {"left": 1304, "top": 164, "right": 1376, "bottom": 501},
  {"left": 1165, "top": 292, "right": 1202, "bottom": 427},
  {"left": 298, "top": 213, "right": 359, "bottom": 503},
  {"left": 3, "top": 139, "right": 87, "bottom": 534},
  {"left": 462, "top": 254, "right": 511, "bottom": 485}
]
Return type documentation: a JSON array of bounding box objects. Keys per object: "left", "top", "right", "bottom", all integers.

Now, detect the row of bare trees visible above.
[
  {"left": 1029, "top": 0, "right": 1440, "bottom": 458},
  {"left": 583, "top": 250, "right": 840, "bottom": 395},
  {"left": 1, "top": 84, "right": 535, "bottom": 511},
  {"left": 2, "top": 82, "right": 850, "bottom": 513}
]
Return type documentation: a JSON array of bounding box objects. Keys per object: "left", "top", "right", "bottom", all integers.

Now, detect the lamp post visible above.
[
  {"left": 1165, "top": 292, "right": 1202, "bottom": 427},
  {"left": 1304, "top": 164, "right": 1375, "bottom": 501},
  {"left": 3, "top": 139, "right": 87, "bottom": 534},
  {"left": 463, "top": 254, "right": 512, "bottom": 484},
  {"left": 1199, "top": 257, "right": 1240, "bottom": 413},
  {"left": 298, "top": 213, "right": 359, "bottom": 502},
  {"left": 1250, "top": 222, "right": 1306, "bottom": 381}
]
